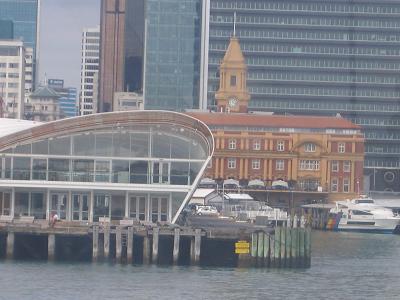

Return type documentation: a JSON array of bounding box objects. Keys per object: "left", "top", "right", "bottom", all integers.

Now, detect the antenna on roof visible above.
[{"left": 233, "top": 12, "right": 237, "bottom": 37}]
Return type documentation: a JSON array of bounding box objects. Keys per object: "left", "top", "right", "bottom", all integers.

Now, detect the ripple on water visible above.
[{"left": 0, "top": 231, "right": 400, "bottom": 300}]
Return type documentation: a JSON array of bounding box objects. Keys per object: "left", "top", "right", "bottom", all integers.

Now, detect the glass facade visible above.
[
  {"left": 209, "top": 0, "right": 400, "bottom": 191},
  {"left": 0, "top": 0, "right": 39, "bottom": 82},
  {"left": 144, "top": 0, "right": 203, "bottom": 111},
  {"left": 0, "top": 112, "right": 214, "bottom": 223}
]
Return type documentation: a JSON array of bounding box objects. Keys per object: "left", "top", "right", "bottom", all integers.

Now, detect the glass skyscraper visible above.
[
  {"left": 0, "top": 0, "right": 40, "bottom": 85},
  {"left": 144, "top": 0, "right": 204, "bottom": 111},
  {"left": 99, "top": 0, "right": 207, "bottom": 112},
  {"left": 208, "top": 0, "right": 400, "bottom": 193}
]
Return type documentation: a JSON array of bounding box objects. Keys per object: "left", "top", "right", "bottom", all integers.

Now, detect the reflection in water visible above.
[{"left": 1, "top": 231, "right": 400, "bottom": 300}]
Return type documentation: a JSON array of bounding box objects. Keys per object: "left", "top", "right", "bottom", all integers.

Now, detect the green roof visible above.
[{"left": 30, "top": 86, "right": 60, "bottom": 98}]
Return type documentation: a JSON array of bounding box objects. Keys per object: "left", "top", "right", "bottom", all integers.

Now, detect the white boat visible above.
[{"left": 329, "top": 197, "right": 400, "bottom": 233}]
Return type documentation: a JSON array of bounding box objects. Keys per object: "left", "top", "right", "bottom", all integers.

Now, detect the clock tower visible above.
[{"left": 215, "top": 36, "right": 250, "bottom": 113}]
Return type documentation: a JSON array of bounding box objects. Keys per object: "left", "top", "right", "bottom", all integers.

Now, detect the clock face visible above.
[{"left": 228, "top": 97, "right": 238, "bottom": 108}]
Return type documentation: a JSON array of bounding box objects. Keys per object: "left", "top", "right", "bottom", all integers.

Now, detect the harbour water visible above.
[{"left": 0, "top": 231, "right": 399, "bottom": 300}]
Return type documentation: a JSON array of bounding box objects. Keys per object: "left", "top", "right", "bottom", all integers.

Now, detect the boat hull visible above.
[{"left": 336, "top": 219, "right": 400, "bottom": 234}]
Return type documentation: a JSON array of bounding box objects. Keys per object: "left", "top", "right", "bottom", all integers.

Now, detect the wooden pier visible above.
[{"left": 0, "top": 218, "right": 311, "bottom": 268}]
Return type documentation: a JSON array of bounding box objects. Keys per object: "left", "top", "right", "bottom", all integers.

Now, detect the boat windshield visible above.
[{"left": 354, "top": 199, "right": 374, "bottom": 204}]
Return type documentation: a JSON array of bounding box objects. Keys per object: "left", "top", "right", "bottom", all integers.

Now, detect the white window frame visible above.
[
  {"left": 299, "top": 160, "right": 320, "bottom": 171},
  {"left": 343, "top": 161, "right": 351, "bottom": 173},
  {"left": 343, "top": 178, "right": 350, "bottom": 193},
  {"left": 228, "top": 158, "right": 236, "bottom": 169},
  {"left": 252, "top": 159, "right": 261, "bottom": 170},
  {"left": 331, "top": 160, "right": 339, "bottom": 172},
  {"left": 304, "top": 143, "right": 316, "bottom": 152},
  {"left": 331, "top": 178, "right": 338, "bottom": 192},
  {"left": 253, "top": 139, "right": 261, "bottom": 151},
  {"left": 338, "top": 142, "right": 345, "bottom": 153},
  {"left": 277, "top": 140, "right": 285, "bottom": 151},
  {"left": 228, "top": 139, "right": 237, "bottom": 150},
  {"left": 276, "top": 159, "right": 284, "bottom": 171}
]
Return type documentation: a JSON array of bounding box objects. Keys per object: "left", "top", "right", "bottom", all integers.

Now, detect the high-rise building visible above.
[
  {"left": 0, "top": 0, "right": 40, "bottom": 87},
  {"left": 0, "top": 20, "right": 13, "bottom": 39},
  {"left": 47, "top": 79, "right": 77, "bottom": 118},
  {"left": 144, "top": 0, "right": 206, "bottom": 111},
  {"left": 98, "top": 0, "right": 209, "bottom": 112},
  {"left": 98, "top": 0, "right": 127, "bottom": 112},
  {"left": 80, "top": 26, "right": 100, "bottom": 115},
  {"left": 0, "top": 40, "right": 25, "bottom": 119},
  {"left": 208, "top": 0, "right": 400, "bottom": 193}
]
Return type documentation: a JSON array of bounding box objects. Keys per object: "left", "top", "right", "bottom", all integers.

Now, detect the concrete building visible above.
[
  {"left": 0, "top": 111, "right": 213, "bottom": 224},
  {"left": 207, "top": 0, "right": 400, "bottom": 193},
  {"left": 98, "top": 0, "right": 209, "bottom": 112},
  {"left": 26, "top": 85, "right": 61, "bottom": 122},
  {"left": 48, "top": 79, "right": 77, "bottom": 118},
  {"left": 0, "top": 0, "right": 40, "bottom": 87},
  {"left": 113, "top": 92, "right": 143, "bottom": 111},
  {"left": 0, "top": 40, "right": 25, "bottom": 119},
  {"left": 80, "top": 26, "right": 100, "bottom": 115}
]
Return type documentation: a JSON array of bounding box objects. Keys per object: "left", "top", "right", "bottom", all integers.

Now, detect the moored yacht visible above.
[{"left": 328, "top": 197, "right": 400, "bottom": 233}]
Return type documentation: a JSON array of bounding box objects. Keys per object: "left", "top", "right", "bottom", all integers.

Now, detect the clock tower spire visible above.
[{"left": 215, "top": 28, "right": 250, "bottom": 113}]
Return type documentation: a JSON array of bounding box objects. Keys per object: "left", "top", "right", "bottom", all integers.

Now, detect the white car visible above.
[{"left": 196, "top": 205, "right": 219, "bottom": 217}]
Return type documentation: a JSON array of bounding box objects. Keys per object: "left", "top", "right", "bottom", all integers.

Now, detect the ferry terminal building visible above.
[
  {"left": 0, "top": 111, "right": 213, "bottom": 223},
  {"left": 189, "top": 35, "right": 365, "bottom": 203}
]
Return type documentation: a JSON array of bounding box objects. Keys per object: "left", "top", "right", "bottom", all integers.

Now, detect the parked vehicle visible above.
[{"left": 196, "top": 205, "right": 219, "bottom": 216}]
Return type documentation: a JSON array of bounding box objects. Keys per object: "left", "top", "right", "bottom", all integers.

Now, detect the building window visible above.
[
  {"left": 276, "top": 159, "right": 284, "bottom": 171},
  {"left": 331, "top": 178, "right": 338, "bottom": 192},
  {"left": 228, "top": 139, "right": 236, "bottom": 150},
  {"left": 299, "top": 160, "right": 320, "bottom": 171},
  {"left": 228, "top": 158, "right": 236, "bottom": 169},
  {"left": 343, "top": 178, "right": 350, "bottom": 193},
  {"left": 331, "top": 161, "right": 339, "bottom": 172},
  {"left": 252, "top": 159, "right": 261, "bottom": 170},
  {"left": 277, "top": 140, "right": 285, "bottom": 151},
  {"left": 338, "top": 142, "right": 345, "bottom": 153},
  {"left": 343, "top": 161, "right": 351, "bottom": 173},
  {"left": 253, "top": 139, "right": 261, "bottom": 150},
  {"left": 230, "top": 75, "right": 236, "bottom": 86},
  {"left": 304, "top": 143, "right": 316, "bottom": 152}
]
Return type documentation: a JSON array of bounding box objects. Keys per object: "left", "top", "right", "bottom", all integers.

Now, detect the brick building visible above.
[{"left": 189, "top": 34, "right": 365, "bottom": 202}]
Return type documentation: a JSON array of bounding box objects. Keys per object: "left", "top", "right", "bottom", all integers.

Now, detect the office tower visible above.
[
  {"left": 47, "top": 79, "right": 77, "bottom": 118},
  {"left": 98, "top": 0, "right": 127, "bottom": 112},
  {"left": 0, "top": 0, "right": 40, "bottom": 87},
  {"left": 0, "top": 40, "right": 25, "bottom": 119},
  {"left": 144, "top": 0, "right": 206, "bottom": 111},
  {"left": 208, "top": 0, "right": 400, "bottom": 193},
  {"left": 0, "top": 20, "right": 13, "bottom": 39},
  {"left": 80, "top": 26, "right": 100, "bottom": 115},
  {"left": 98, "top": 0, "right": 208, "bottom": 112}
]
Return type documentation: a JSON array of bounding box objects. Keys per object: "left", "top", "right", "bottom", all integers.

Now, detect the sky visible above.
[{"left": 39, "top": 0, "right": 100, "bottom": 90}]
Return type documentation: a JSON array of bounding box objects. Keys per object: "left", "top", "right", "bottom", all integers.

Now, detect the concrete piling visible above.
[
  {"left": 48, "top": 234, "right": 55, "bottom": 261},
  {"left": 6, "top": 232, "right": 14, "bottom": 260},
  {"left": 116, "top": 226, "right": 122, "bottom": 262},
  {"left": 92, "top": 226, "right": 99, "bottom": 262},
  {"left": 127, "top": 227, "right": 133, "bottom": 264},
  {"left": 193, "top": 229, "right": 201, "bottom": 265},
  {"left": 152, "top": 227, "right": 159, "bottom": 264},
  {"left": 103, "top": 225, "right": 110, "bottom": 259},
  {"left": 143, "top": 235, "right": 150, "bottom": 264},
  {"left": 173, "top": 228, "right": 180, "bottom": 265}
]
